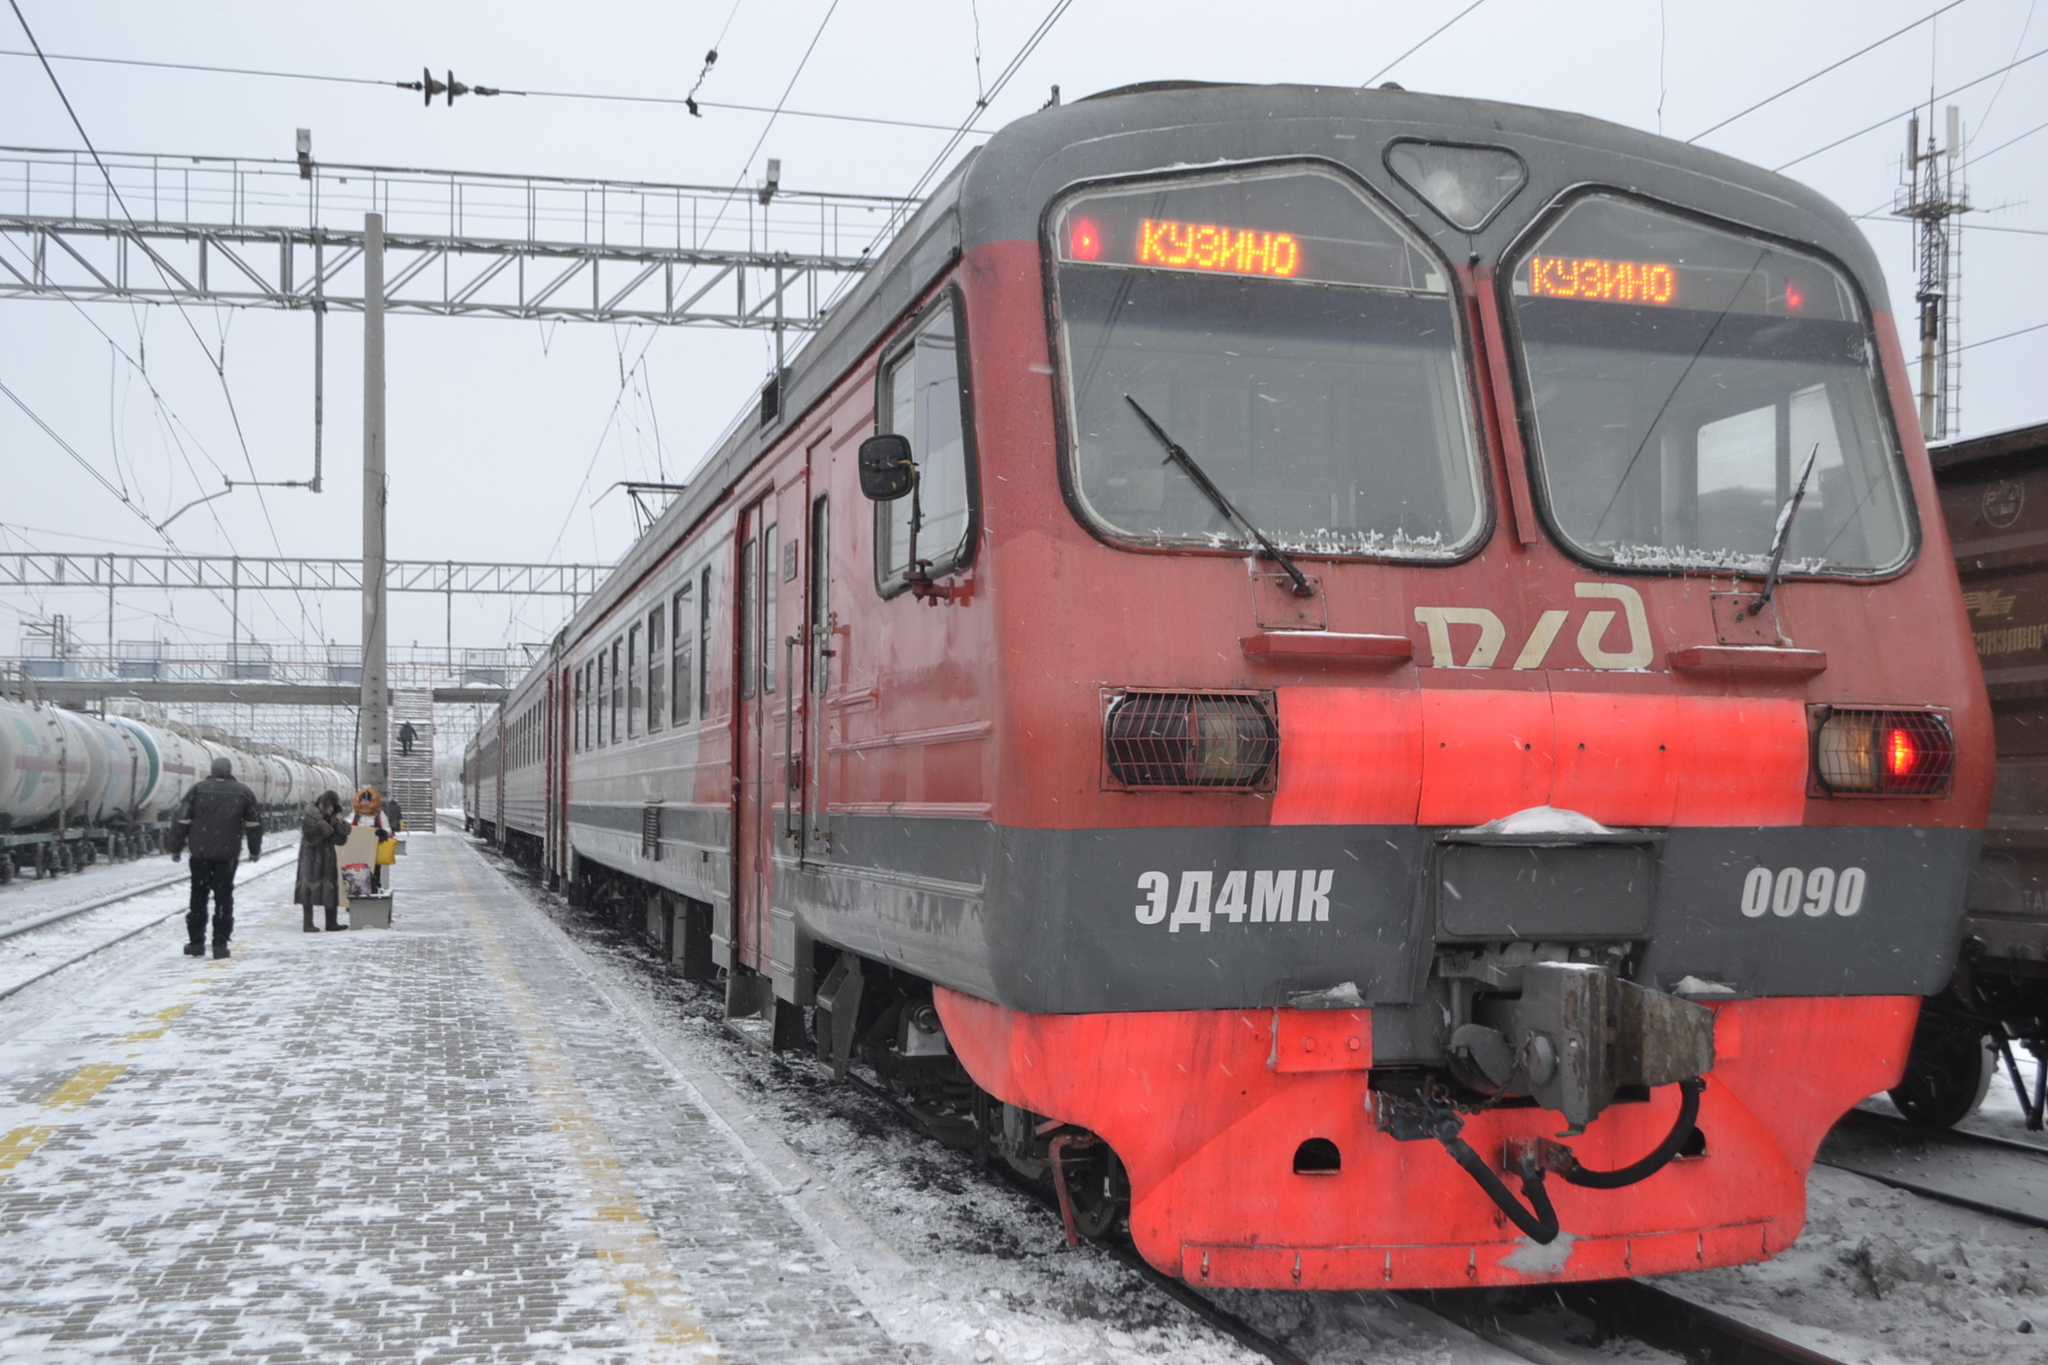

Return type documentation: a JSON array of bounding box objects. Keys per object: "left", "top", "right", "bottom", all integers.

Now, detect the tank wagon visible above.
[
  {"left": 468, "top": 82, "right": 1989, "bottom": 1289},
  {"left": 0, "top": 695, "right": 346, "bottom": 879},
  {"left": 1885, "top": 420, "right": 2048, "bottom": 1129}
]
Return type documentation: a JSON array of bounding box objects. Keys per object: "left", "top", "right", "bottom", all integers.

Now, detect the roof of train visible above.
[
  {"left": 1931, "top": 419, "right": 2048, "bottom": 476},
  {"left": 484, "top": 82, "right": 1898, "bottom": 726}
]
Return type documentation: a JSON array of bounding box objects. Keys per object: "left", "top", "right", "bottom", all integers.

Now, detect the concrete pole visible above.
[{"left": 359, "top": 211, "right": 389, "bottom": 797}]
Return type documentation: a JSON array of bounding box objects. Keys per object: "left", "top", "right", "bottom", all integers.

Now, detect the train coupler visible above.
[{"left": 1447, "top": 961, "right": 1717, "bottom": 1132}]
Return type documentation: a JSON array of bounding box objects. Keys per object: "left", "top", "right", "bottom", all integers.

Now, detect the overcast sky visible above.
[{"left": 2, "top": 0, "right": 2042, "bottom": 661}]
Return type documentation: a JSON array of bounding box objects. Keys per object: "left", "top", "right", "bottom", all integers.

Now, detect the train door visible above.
[
  {"left": 772, "top": 473, "right": 812, "bottom": 874},
  {"left": 732, "top": 496, "right": 775, "bottom": 972},
  {"left": 543, "top": 672, "right": 560, "bottom": 883},
  {"left": 801, "top": 440, "right": 832, "bottom": 861},
  {"left": 557, "top": 664, "right": 573, "bottom": 885},
  {"left": 492, "top": 713, "right": 506, "bottom": 842}
]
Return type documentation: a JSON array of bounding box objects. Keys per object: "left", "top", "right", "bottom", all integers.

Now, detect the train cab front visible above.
[{"left": 897, "top": 87, "right": 1993, "bottom": 1290}]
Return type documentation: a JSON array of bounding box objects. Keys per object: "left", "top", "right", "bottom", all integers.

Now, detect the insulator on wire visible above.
[{"left": 394, "top": 67, "right": 501, "bottom": 107}]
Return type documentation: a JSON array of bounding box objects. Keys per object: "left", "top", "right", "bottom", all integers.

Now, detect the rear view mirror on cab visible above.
[{"left": 858, "top": 433, "right": 916, "bottom": 501}]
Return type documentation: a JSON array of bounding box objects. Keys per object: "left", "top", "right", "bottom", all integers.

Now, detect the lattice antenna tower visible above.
[{"left": 1895, "top": 104, "right": 1970, "bottom": 440}]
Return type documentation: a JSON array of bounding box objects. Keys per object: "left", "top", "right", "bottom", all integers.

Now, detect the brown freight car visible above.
[{"left": 1912, "top": 419, "right": 2048, "bottom": 1127}]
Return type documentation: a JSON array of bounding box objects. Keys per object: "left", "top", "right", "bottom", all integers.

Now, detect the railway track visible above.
[
  {"left": 1416, "top": 1282, "right": 1853, "bottom": 1364},
  {"left": 0, "top": 845, "right": 298, "bottom": 1001},
  {"left": 837, "top": 1068, "right": 1850, "bottom": 1365},
  {"left": 0, "top": 869, "right": 195, "bottom": 942},
  {"left": 1816, "top": 1106, "right": 2048, "bottom": 1230}
]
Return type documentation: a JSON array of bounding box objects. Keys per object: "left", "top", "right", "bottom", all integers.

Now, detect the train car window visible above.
[
  {"left": 594, "top": 653, "right": 607, "bottom": 748},
  {"left": 647, "top": 607, "right": 666, "bottom": 734},
  {"left": 811, "top": 497, "right": 830, "bottom": 693},
  {"left": 1049, "top": 164, "right": 1482, "bottom": 561},
  {"left": 698, "top": 567, "right": 713, "bottom": 719},
  {"left": 610, "top": 638, "right": 624, "bottom": 744},
  {"left": 1507, "top": 193, "right": 1911, "bottom": 575},
  {"left": 740, "top": 537, "right": 759, "bottom": 701},
  {"left": 671, "top": 586, "right": 693, "bottom": 726},
  {"left": 763, "top": 525, "right": 779, "bottom": 695},
  {"left": 627, "top": 624, "right": 644, "bottom": 739},
  {"left": 876, "top": 296, "right": 974, "bottom": 589}
]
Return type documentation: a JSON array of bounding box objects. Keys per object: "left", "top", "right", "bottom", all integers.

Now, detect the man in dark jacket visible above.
[{"left": 167, "top": 757, "right": 262, "bottom": 959}]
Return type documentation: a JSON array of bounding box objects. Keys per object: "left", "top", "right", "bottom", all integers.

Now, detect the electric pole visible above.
[
  {"left": 359, "top": 212, "right": 390, "bottom": 796},
  {"left": 1897, "top": 104, "right": 1970, "bottom": 441}
]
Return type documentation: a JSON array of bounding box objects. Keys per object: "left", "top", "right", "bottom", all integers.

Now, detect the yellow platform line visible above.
[
  {"left": 0, "top": 900, "right": 289, "bottom": 1183},
  {"left": 443, "top": 844, "right": 720, "bottom": 1362}
]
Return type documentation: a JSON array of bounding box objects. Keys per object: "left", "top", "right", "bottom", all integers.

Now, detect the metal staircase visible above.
[{"left": 388, "top": 690, "right": 436, "bottom": 832}]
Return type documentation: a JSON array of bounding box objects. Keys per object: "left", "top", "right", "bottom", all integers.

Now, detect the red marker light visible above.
[
  {"left": 1070, "top": 217, "right": 1102, "bottom": 261},
  {"left": 1886, "top": 727, "right": 1918, "bottom": 777},
  {"left": 1785, "top": 283, "right": 1804, "bottom": 311}
]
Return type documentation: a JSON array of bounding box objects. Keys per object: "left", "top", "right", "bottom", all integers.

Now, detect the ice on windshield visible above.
[
  {"left": 1050, "top": 166, "right": 1485, "bottom": 561},
  {"left": 1509, "top": 195, "right": 1912, "bottom": 577}
]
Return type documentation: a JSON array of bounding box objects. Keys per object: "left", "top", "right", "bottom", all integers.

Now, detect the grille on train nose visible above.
[
  {"left": 1811, "top": 706, "right": 1955, "bottom": 797},
  {"left": 1104, "top": 691, "right": 1278, "bottom": 789}
]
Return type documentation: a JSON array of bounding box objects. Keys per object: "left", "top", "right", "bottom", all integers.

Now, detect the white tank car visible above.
[
  {"left": 80, "top": 712, "right": 150, "bottom": 821},
  {"left": 262, "top": 753, "right": 297, "bottom": 810},
  {"left": 0, "top": 699, "right": 71, "bottom": 827},
  {"left": 0, "top": 700, "right": 125, "bottom": 825},
  {"left": 148, "top": 723, "right": 208, "bottom": 818}
]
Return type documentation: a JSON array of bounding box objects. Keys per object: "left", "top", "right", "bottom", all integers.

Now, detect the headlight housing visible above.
[
  {"left": 1104, "top": 690, "right": 1278, "bottom": 790},
  {"left": 1810, "top": 706, "right": 1954, "bottom": 797}
]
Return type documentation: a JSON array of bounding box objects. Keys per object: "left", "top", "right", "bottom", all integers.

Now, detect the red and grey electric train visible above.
[{"left": 467, "top": 82, "right": 1990, "bottom": 1290}]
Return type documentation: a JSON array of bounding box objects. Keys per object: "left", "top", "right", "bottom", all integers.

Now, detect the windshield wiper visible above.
[
  {"left": 1747, "top": 441, "right": 1821, "bottom": 618},
  {"left": 1124, "top": 394, "right": 1314, "bottom": 598}
]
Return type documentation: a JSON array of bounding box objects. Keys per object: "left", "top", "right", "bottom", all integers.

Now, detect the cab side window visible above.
[{"left": 876, "top": 293, "right": 975, "bottom": 591}]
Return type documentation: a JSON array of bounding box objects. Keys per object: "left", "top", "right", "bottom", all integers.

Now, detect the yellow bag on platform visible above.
[{"left": 376, "top": 837, "right": 397, "bottom": 866}]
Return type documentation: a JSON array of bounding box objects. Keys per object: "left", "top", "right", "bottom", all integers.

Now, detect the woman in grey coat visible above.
[{"left": 296, "top": 790, "right": 352, "bottom": 932}]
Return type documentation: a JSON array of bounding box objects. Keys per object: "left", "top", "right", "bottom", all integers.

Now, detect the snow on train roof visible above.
[{"left": 520, "top": 82, "right": 1893, "bottom": 701}]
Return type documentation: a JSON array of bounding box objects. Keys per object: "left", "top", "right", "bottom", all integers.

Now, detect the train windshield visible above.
[
  {"left": 1509, "top": 195, "right": 1911, "bottom": 575},
  {"left": 1049, "top": 166, "right": 1484, "bottom": 559}
]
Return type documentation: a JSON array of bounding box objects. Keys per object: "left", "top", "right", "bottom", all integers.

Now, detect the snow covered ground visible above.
[{"left": 1, "top": 828, "right": 2038, "bottom": 1363}]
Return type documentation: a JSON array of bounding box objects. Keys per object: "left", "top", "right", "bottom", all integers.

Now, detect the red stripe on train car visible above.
[{"left": 1270, "top": 688, "right": 1808, "bottom": 829}]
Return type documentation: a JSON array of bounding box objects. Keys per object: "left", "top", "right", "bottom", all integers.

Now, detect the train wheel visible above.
[
  {"left": 1889, "top": 1012, "right": 1993, "bottom": 1128},
  {"left": 1063, "top": 1143, "right": 1130, "bottom": 1241}
]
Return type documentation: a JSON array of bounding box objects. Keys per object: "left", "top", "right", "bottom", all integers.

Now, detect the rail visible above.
[{"left": 0, "top": 849, "right": 298, "bottom": 1001}]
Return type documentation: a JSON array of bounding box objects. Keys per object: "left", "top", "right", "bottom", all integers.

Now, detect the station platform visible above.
[{"left": 0, "top": 834, "right": 909, "bottom": 1363}]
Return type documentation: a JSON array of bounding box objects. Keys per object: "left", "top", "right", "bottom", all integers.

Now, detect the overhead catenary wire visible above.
[
  {"left": 1958, "top": 319, "right": 2048, "bottom": 352},
  {"left": 1687, "top": 0, "right": 1968, "bottom": 143},
  {"left": 8, "top": 0, "right": 317, "bottom": 642},
  {"left": 1362, "top": 0, "right": 1489, "bottom": 88},
  {"left": 1968, "top": 0, "right": 2037, "bottom": 152},
  {"left": 0, "top": 47, "right": 991, "bottom": 135},
  {"left": 525, "top": 0, "right": 849, "bottom": 614},
  {"left": 0, "top": 375, "right": 161, "bottom": 537},
  {"left": 1774, "top": 43, "right": 2048, "bottom": 170},
  {"left": 857, "top": 0, "right": 1076, "bottom": 258},
  {"left": 708, "top": 0, "right": 842, "bottom": 243}
]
